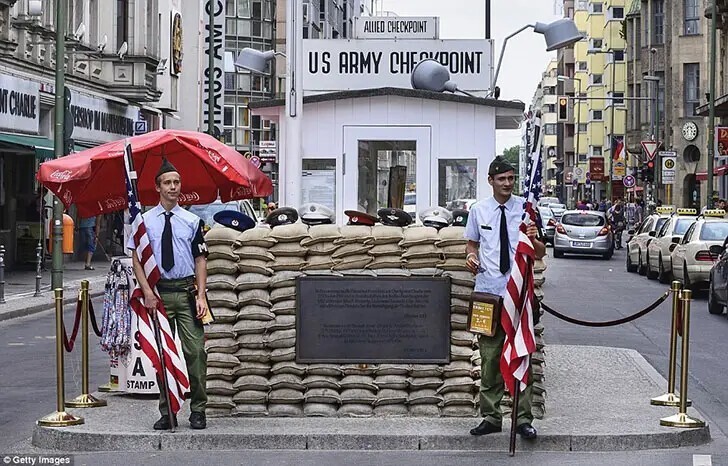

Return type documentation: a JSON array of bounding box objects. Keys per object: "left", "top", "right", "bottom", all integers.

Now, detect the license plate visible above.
[{"left": 572, "top": 241, "right": 591, "bottom": 248}]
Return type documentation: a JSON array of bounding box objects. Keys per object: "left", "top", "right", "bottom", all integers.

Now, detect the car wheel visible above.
[
  {"left": 708, "top": 285, "right": 724, "bottom": 315},
  {"left": 626, "top": 249, "right": 637, "bottom": 273},
  {"left": 646, "top": 254, "right": 658, "bottom": 279},
  {"left": 603, "top": 249, "right": 613, "bottom": 260},
  {"left": 638, "top": 251, "right": 647, "bottom": 276},
  {"left": 553, "top": 248, "right": 564, "bottom": 258},
  {"left": 657, "top": 255, "right": 671, "bottom": 284}
]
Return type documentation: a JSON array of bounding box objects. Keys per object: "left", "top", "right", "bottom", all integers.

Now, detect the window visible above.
[
  {"left": 685, "top": 0, "right": 700, "bottom": 35},
  {"left": 610, "top": 7, "right": 624, "bottom": 19},
  {"left": 543, "top": 86, "right": 555, "bottom": 95},
  {"left": 612, "top": 92, "right": 624, "bottom": 105},
  {"left": 238, "top": 0, "right": 251, "bottom": 17},
  {"left": 591, "top": 2, "right": 603, "bottom": 13},
  {"left": 592, "top": 74, "right": 603, "bottom": 85},
  {"left": 684, "top": 63, "right": 700, "bottom": 117},
  {"left": 590, "top": 39, "right": 603, "bottom": 50},
  {"left": 592, "top": 146, "right": 603, "bottom": 156},
  {"left": 544, "top": 124, "right": 557, "bottom": 135},
  {"left": 438, "top": 160, "right": 477, "bottom": 209},
  {"left": 224, "top": 106, "right": 235, "bottom": 127},
  {"left": 653, "top": 0, "right": 664, "bottom": 44},
  {"left": 613, "top": 50, "right": 625, "bottom": 61},
  {"left": 578, "top": 61, "right": 588, "bottom": 71},
  {"left": 656, "top": 71, "right": 665, "bottom": 123},
  {"left": 226, "top": 0, "right": 236, "bottom": 16},
  {"left": 358, "top": 140, "right": 417, "bottom": 216},
  {"left": 578, "top": 123, "right": 587, "bottom": 132},
  {"left": 238, "top": 106, "right": 249, "bottom": 128},
  {"left": 591, "top": 110, "right": 603, "bottom": 120},
  {"left": 578, "top": 153, "right": 588, "bottom": 162},
  {"left": 116, "top": 0, "right": 128, "bottom": 48},
  {"left": 545, "top": 104, "right": 556, "bottom": 113},
  {"left": 225, "top": 72, "right": 235, "bottom": 91},
  {"left": 634, "top": 84, "right": 641, "bottom": 128}
]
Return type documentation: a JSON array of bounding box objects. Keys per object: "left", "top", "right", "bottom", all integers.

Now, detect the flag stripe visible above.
[{"left": 124, "top": 139, "right": 190, "bottom": 415}]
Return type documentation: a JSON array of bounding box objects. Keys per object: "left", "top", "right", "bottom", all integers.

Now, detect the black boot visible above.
[{"left": 153, "top": 415, "right": 177, "bottom": 430}]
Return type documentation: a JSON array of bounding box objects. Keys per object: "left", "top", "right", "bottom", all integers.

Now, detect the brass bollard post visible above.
[
  {"left": 34, "top": 241, "right": 43, "bottom": 297},
  {"left": 66, "top": 281, "right": 107, "bottom": 408},
  {"left": 0, "top": 244, "right": 6, "bottom": 304},
  {"left": 37, "top": 289, "right": 84, "bottom": 427},
  {"left": 660, "top": 289, "right": 705, "bottom": 428},
  {"left": 651, "top": 281, "right": 691, "bottom": 407}
]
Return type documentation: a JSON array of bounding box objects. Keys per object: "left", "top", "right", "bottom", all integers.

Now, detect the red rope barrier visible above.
[{"left": 62, "top": 296, "right": 83, "bottom": 352}]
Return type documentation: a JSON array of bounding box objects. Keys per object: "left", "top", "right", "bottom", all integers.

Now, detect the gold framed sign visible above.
[{"left": 468, "top": 292, "right": 502, "bottom": 337}]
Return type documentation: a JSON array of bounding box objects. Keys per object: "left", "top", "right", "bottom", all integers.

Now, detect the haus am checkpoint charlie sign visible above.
[{"left": 303, "top": 39, "right": 493, "bottom": 92}]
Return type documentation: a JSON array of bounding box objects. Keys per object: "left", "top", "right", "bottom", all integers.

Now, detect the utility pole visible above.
[
  {"left": 207, "top": 0, "right": 215, "bottom": 136},
  {"left": 51, "top": 0, "right": 67, "bottom": 290},
  {"left": 708, "top": 0, "right": 717, "bottom": 209},
  {"left": 608, "top": 50, "right": 616, "bottom": 202}
]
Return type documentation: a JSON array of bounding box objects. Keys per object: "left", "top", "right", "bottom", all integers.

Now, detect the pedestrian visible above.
[
  {"left": 464, "top": 156, "right": 546, "bottom": 440},
  {"left": 78, "top": 215, "right": 100, "bottom": 270},
  {"left": 127, "top": 158, "right": 210, "bottom": 430},
  {"left": 266, "top": 202, "right": 277, "bottom": 216}
]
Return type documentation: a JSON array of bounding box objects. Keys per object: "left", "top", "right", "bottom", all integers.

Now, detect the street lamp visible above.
[
  {"left": 490, "top": 19, "right": 583, "bottom": 98},
  {"left": 643, "top": 74, "right": 660, "bottom": 203},
  {"left": 410, "top": 58, "right": 476, "bottom": 97},
  {"left": 557, "top": 75, "right": 582, "bottom": 207},
  {"left": 234, "top": 0, "right": 303, "bottom": 209}
]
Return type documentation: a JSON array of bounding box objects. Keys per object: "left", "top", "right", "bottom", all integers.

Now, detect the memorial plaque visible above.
[{"left": 296, "top": 277, "right": 451, "bottom": 363}]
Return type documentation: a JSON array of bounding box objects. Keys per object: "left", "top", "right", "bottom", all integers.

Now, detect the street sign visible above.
[
  {"left": 623, "top": 175, "right": 636, "bottom": 188},
  {"left": 613, "top": 160, "right": 626, "bottom": 178},
  {"left": 660, "top": 151, "right": 677, "bottom": 185},
  {"left": 572, "top": 179, "right": 578, "bottom": 188},
  {"left": 574, "top": 166, "right": 585, "bottom": 183},
  {"left": 259, "top": 140, "right": 277, "bottom": 162},
  {"left": 134, "top": 120, "right": 148, "bottom": 135},
  {"left": 641, "top": 140, "right": 659, "bottom": 161},
  {"left": 249, "top": 155, "right": 261, "bottom": 168},
  {"left": 585, "top": 172, "right": 591, "bottom": 186}
]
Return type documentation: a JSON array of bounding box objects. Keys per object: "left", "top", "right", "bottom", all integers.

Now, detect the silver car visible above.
[
  {"left": 548, "top": 203, "right": 567, "bottom": 221},
  {"left": 553, "top": 210, "right": 614, "bottom": 259},
  {"left": 538, "top": 206, "right": 555, "bottom": 245}
]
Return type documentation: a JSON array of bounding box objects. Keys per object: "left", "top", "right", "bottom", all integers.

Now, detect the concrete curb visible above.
[
  {"left": 0, "top": 279, "right": 107, "bottom": 323},
  {"left": 31, "top": 422, "right": 711, "bottom": 452}
]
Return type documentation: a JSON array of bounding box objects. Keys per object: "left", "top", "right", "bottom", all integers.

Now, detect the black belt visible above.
[{"left": 157, "top": 276, "right": 195, "bottom": 292}]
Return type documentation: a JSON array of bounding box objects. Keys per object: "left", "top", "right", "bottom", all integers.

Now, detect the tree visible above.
[{"left": 502, "top": 145, "right": 520, "bottom": 173}]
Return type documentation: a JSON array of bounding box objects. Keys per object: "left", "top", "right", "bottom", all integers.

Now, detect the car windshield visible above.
[
  {"left": 561, "top": 213, "right": 605, "bottom": 227},
  {"left": 549, "top": 203, "right": 566, "bottom": 210},
  {"left": 188, "top": 201, "right": 241, "bottom": 226},
  {"left": 674, "top": 218, "right": 695, "bottom": 235},
  {"left": 699, "top": 221, "right": 728, "bottom": 241}
]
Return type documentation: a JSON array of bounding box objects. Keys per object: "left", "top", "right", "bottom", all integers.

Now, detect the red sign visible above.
[
  {"left": 717, "top": 127, "right": 728, "bottom": 156},
  {"left": 589, "top": 157, "right": 605, "bottom": 181}
]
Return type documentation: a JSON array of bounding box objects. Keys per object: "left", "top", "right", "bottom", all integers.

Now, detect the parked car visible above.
[
  {"left": 538, "top": 196, "right": 560, "bottom": 208},
  {"left": 626, "top": 206, "right": 674, "bottom": 275},
  {"left": 707, "top": 238, "right": 728, "bottom": 314},
  {"left": 404, "top": 192, "right": 417, "bottom": 215},
  {"left": 553, "top": 210, "right": 613, "bottom": 259},
  {"left": 538, "top": 206, "right": 556, "bottom": 245},
  {"left": 671, "top": 209, "right": 728, "bottom": 290},
  {"left": 645, "top": 208, "right": 697, "bottom": 283},
  {"left": 548, "top": 203, "right": 567, "bottom": 221}
]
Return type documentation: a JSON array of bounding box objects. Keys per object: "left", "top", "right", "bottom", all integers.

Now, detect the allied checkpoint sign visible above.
[
  {"left": 354, "top": 16, "right": 440, "bottom": 40},
  {"left": 303, "top": 39, "right": 493, "bottom": 93}
]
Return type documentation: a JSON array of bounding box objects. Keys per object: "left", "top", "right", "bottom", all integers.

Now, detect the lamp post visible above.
[
  {"left": 644, "top": 75, "right": 660, "bottom": 203},
  {"left": 558, "top": 75, "right": 582, "bottom": 208},
  {"left": 235, "top": 0, "right": 303, "bottom": 209}
]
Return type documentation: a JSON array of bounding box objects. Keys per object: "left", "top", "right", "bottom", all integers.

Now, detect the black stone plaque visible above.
[{"left": 296, "top": 276, "right": 451, "bottom": 363}]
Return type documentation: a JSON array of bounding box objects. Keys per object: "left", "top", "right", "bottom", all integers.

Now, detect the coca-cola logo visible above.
[
  {"left": 50, "top": 169, "right": 73, "bottom": 182},
  {"left": 62, "top": 190, "right": 73, "bottom": 205},
  {"left": 103, "top": 197, "right": 126, "bottom": 210},
  {"left": 199, "top": 143, "right": 221, "bottom": 164},
  {"left": 178, "top": 192, "right": 200, "bottom": 203},
  {"left": 230, "top": 186, "right": 252, "bottom": 198}
]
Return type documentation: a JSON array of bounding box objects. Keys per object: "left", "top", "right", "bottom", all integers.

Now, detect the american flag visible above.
[
  {"left": 123, "top": 140, "right": 190, "bottom": 415},
  {"left": 500, "top": 113, "right": 542, "bottom": 395},
  {"left": 613, "top": 136, "right": 625, "bottom": 161}
]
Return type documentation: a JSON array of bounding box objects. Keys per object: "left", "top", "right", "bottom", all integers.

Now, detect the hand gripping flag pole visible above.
[
  {"left": 505, "top": 112, "right": 543, "bottom": 456},
  {"left": 123, "top": 140, "right": 190, "bottom": 431}
]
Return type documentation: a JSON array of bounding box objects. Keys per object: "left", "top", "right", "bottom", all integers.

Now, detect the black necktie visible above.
[
  {"left": 162, "top": 211, "right": 174, "bottom": 272},
  {"left": 499, "top": 205, "right": 510, "bottom": 274}
]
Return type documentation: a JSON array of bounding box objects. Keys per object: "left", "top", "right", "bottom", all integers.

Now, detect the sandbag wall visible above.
[{"left": 203, "top": 223, "right": 547, "bottom": 418}]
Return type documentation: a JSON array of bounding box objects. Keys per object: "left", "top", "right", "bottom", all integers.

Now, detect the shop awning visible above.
[
  {"left": 696, "top": 164, "right": 728, "bottom": 181},
  {"left": 696, "top": 93, "right": 728, "bottom": 117},
  {"left": 0, "top": 133, "right": 54, "bottom": 159}
]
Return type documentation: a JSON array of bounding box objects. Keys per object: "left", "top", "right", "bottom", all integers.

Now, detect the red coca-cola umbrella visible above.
[{"left": 37, "top": 129, "right": 273, "bottom": 217}]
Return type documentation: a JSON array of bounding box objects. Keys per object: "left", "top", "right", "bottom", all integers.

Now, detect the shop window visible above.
[
  {"left": 357, "top": 140, "right": 417, "bottom": 216},
  {"left": 438, "top": 160, "right": 477, "bottom": 210},
  {"left": 302, "top": 159, "right": 336, "bottom": 215}
]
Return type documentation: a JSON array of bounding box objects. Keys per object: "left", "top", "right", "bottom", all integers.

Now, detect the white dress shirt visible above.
[{"left": 464, "top": 194, "right": 525, "bottom": 296}]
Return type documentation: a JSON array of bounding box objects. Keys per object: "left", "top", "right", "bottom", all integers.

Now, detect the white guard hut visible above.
[{"left": 250, "top": 87, "right": 524, "bottom": 223}]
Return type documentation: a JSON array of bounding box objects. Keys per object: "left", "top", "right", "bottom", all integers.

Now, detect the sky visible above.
[{"left": 374, "top": 0, "right": 562, "bottom": 155}]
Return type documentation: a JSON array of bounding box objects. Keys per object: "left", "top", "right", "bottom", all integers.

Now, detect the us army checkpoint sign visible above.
[{"left": 303, "top": 39, "right": 493, "bottom": 92}]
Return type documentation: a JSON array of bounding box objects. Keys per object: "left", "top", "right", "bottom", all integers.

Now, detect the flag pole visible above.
[
  {"left": 509, "top": 380, "right": 521, "bottom": 456},
  {"left": 123, "top": 141, "right": 175, "bottom": 432}
]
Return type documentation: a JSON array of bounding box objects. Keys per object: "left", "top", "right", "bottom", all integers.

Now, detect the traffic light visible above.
[
  {"left": 645, "top": 160, "right": 655, "bottom": 182},
  {"left": 558, "top": 96, "right": 568, "bottom": 121}
]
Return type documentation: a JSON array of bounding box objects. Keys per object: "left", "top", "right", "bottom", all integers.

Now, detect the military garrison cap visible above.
[
  {"left": 156, "top": 157, "right": 179, "bottom": 180},
  {"left": 488, "top": 156, "right": 515, "bottom": 176},
  {"left": 213, "top": 210, "right": 256, "bottom": 232},
  {"left": 265, "top": 207, "right": 299, "bottom": 227},
  {"left": 451, "top": 209, "right": 469, "bottom": 227},
  {"left": 419, "top": 206, "right": 453, "bottom": 230},
  {"left": 299, "top": 203, "right": 335, "bottom": 225},
  {"left": 344, "top": 210, "right": 378, "bottom": 226},
  {"left": 378, "top": 208, "right": 413, "bottom": 227}
]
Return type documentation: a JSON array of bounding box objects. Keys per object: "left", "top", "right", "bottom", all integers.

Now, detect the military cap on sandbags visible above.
[
  {"left": 419, "top": 206, "right": 453, "bottom": 230},
  {"left": 213, "top": 210, "right": 256, "bottom": 232},
  {"left": 299, "top": 203, "right": 335, "bottom": 225},
  {"left": 451, "top": 209, "right": 469, "bottom": 227},
  {"left": 344, "top": 210, "right": 378, "bottom": 226},
  {"left": 488, "top": 156, "right": 515, "bottom": 176},
  {"left": 156, "top": 157, "right": 179, "bottom": 180},
  {"left": 377, "top": 208, "right": 413, "bottom": 227},
  {"left": 265, "top": 207, "right": 299, "bottom": 227}
]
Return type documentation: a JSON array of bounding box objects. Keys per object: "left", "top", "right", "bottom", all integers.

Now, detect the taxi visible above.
[
  {"left": 671, "top": 209, "right": 728, "bottom": 289},
  {"left": 645, "top": 208, "right": 698, "bottom": 283},
  {"left": 626, "top": 206, "right": 675, "bottom": 275}
]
